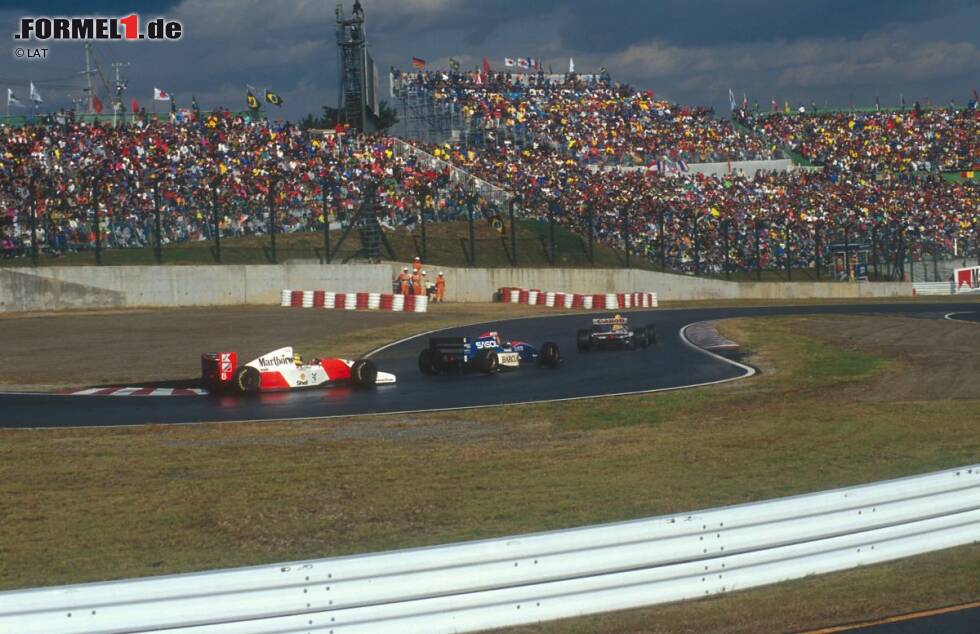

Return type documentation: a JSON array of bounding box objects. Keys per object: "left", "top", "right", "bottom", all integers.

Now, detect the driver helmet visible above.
[
  {"left": 611, "top": 314, "right": 625, "bottom": 331},
  {"left": 293, "top": 353, "right": 303, "bottom": 365}
]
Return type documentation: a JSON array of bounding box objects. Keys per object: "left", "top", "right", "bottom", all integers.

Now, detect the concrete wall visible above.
[
  {"left": 0, "top": 263, "right": 391, "bottom": 312},
  {"left": 1, "top": 263, "right": 912, "bottom": 312},
  {"left": 388, "top": 264, "right": 911, "bottom": 303}
]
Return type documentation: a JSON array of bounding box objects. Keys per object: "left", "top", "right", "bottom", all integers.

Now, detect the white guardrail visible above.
[{"left": 2, "top": 465, "right": 978, "bottom": 633}]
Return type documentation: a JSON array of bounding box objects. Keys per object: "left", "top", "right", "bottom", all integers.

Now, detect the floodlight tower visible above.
[{"left": 336, "top": 1, "right": 378, "bottom": 132}]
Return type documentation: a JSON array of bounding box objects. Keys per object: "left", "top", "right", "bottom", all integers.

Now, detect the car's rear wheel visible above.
[
  {"left": 635, "top": 328, "right": 649, "bottom": 349},
  {"left": 475, "top": 349, "right": 499, "bottom": 374},
  {"left": 418, "top": 348, "right": 439, "bottom": 375},
  {"left": 540, "top": 341, "right": 561, "bottom": 367},
  {"left": 351, "top": 359, "right": 378, "bottom": 386},
  {"left": 646, "top": 325, "right": 658, "bottom": 346},
  {"left": 233, "top": 366, "right": 260, "bottom": 395},
  {"left": 576, "top": 329, "right": 591, "bottom": 352}
]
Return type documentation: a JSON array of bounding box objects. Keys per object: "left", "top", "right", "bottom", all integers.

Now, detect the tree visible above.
[{"left": 375, "top": 100, "right": 398, "bottom": 131}]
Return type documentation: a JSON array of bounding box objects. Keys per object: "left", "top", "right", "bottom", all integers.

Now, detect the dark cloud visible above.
[{"left": 1, "top": 0, "right": 977, "bottom": 120}]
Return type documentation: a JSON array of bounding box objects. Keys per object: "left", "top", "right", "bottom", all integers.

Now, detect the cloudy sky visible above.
[{"left": 3, "top": 0, "right": 979, "bottom": 120}]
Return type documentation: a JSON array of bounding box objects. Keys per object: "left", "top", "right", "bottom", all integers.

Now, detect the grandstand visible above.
[{"left": 1, "top": 61, "right": 977, "bottom": 281}]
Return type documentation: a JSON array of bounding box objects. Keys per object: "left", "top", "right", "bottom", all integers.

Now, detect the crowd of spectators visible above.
[
  {"left": 393, "top": 70, "right": 779, "bottom": 165},
  {"left": 2, "top": 73, "right": 978, "bottom": 278},
  {"left": 0, "top": 110, "right": 497, "bottom": 258},
  {"left": 737, "top": 106, "right": 979, "bottom": 173}
]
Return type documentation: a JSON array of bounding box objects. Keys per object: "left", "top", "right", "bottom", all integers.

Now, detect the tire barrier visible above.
[
  {"left": 497, "top": 287, "right": 657, "bottom": 310},
  {"left": 280, "top": 290, "right": 428, "bottom": 313},
  {"left": 5, "top": 465, "right": 976, "bottom": 634}
]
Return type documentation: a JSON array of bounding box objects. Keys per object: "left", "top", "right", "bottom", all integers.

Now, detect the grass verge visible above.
[{"left": 0, "top": 315, "right": 977, "bottom": 633}]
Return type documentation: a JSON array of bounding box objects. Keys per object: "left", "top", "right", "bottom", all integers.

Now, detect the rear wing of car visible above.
[
  {"left": 201, "top": 352, "right": 238, "bottom": 390},
  {"left": 429, "top": 336, "right": 468, "bottom": 357},
  {"left": 592, "top": 316, "right": 628, "bottom": 326}
]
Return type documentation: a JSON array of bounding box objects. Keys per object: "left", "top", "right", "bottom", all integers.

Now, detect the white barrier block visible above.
[
  {"left": 414, "top": 295, "right": 428, "bottom": 313},
  {"left": 344, "top": 293, "right": 357, "bottom": 310},
  {"left": 280, "top": 289, "right": 291, "bottom": 307},
  {"left": 583, "top": 295, "right": 593, "bottom": 309},
  {"left": 509, "top": 289, "right": 521, "bottom": 303},
  {"left": 323, "top": 292, "right": 336, "bottom": 309},
  {"left": 392, "top": 294, "right": 405, "bottom": 311},
  {"left": 301, "top": 290, "right": 314, "bottom": 308},
  {"left": 606, "top": 293, "right": 619, "bottom": 309},
  {"left": 545, "top": 292, "right": 556, "bottom": 308},
  {"left": 651, "top": 293, "right": 658, "bottom": 307},
  {"left": 528, "top": 290, "right": 539, "bottom": 305},
  {"left": 368, "top": 293, "right": 381, "bottom": 309}
]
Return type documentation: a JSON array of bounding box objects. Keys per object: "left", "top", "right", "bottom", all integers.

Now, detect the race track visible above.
[{"left": 0, "top": 302, "right": 977, "bottom": 429}]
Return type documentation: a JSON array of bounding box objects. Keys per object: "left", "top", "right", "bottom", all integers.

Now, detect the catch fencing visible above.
[{"left": 1, "top": 464, "right": 978, "bottom": 633}]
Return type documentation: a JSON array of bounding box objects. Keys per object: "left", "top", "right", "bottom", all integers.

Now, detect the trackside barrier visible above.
[
  {"left": 280, "top": 290, "right": 428, "bottom": 313},
  {"left": 499, "top": 287, "right": 658, "bottom": 310},
  {"left": 2, "top": 466, "right": 977, "bottom": 634}
]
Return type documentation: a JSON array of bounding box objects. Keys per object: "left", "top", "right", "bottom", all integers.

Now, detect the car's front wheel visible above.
[
  {"left": 576, "top": 329, "right": 591, "bottom": 352},
  {"left": 351, "top": 359, "right": 378, "bottom": 386},
  {"left": 418, "top": 348, "right": 439, "bottom": 375}
]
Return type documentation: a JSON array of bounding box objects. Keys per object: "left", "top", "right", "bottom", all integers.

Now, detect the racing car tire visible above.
[
  {"left": 418, "top": 348, "right": 439, "bottom": 375},
  {"left": 351, "top": 359, "right": 378, "bottom": 387},
  {"left": 635, "top": 328, "right": 649, "bottom": 349},
  {"left": 233, "top": 366, "right": 261, "bottom": 395},
  {"left": 475, "top": 349, "right": 499, "bottom": 374},
  {"left": 540, "top": 341, "right": 561, "bottom": 367},
  {"left": 646, "top": 325, "right": 658, "bottom": 346},
  {"left": 576, "top": 329, "right": 591, "bottom": 352}
]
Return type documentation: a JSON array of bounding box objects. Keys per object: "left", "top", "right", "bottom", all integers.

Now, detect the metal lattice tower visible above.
[{"left": 336, "top": 1, "right": 378, "bottom": 132}]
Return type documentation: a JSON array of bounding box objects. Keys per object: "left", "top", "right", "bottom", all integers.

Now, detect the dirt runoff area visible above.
[
  {"left": 0, "top": 303, "right": 559, "bottom": 391},
  {"left": 786, "top": 314, "right": 980, "bottom": 402}
]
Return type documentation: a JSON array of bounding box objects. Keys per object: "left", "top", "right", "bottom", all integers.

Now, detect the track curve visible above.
[{"left": 0, "top": 302, "right": 976, "bottom": 429}]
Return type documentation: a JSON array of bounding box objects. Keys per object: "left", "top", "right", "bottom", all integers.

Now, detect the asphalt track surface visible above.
[{"left": 0, "top": 302, "right": 977, "bottom": 430}]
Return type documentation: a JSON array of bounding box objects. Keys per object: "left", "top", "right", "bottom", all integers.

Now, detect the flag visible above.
[
  {"left": 448, "top": 58, "right": 460, "bottom": 72},
  {"left": 504, "top": 57, "right": 516, "bottom": 67},
  {"left": 6, "top": 88, "right": 25, "bottom": 108},
  {"left": 569, "top": 57, "right": 575, "bottom": 73},
  {"left": 246, "top": 90, "right": 260, "bottom": 110},
  {"left": 131, "top": 97, "right": 138, "bottom": 113},
  {"left": 482, "top": 57, "right": 491, "bottom": 75},
  {"left": 153, "top": 87, "right": 170, "bottom": 101},
  {"left": 742, "top": 92, "right": 748, "bottom": 110},
  {"left": 517, "top": 58, "right": 529, "bottom": 70},
  {"left": 728, "top": 88, "right": 736, "bottom": 111},
  {"left": 29, "top": 82, "right": 42, "bottom": 104},
  {"left": 411, "top": 56, "right": 426, "bottom": 69},
  {"left": 92, "top": 94, "right": 103, "bottom": 113},
  {"left": 265, "top": 89, "right": 283, "bottom": 106}
]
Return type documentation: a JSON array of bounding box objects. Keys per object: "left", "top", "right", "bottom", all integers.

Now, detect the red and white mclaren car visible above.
[{"left": 201, "top": 346, "right": 395, "bottom": 394}]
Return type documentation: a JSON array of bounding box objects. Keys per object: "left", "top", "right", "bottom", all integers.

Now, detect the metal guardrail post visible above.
[
  {"left": 509, "top": 198, "right": 518, "bottom": 268},
  {"left": 153, "top": 185, "right": 163, "bottom": 264},
  {"left": 29, "top": 174, "right": 38, "bottom": 266},
  {"left": 467, "top": 194, "right": 475, "bottom": 266},
  {"left": 92, "top": 176, "right": 102, "bottom": 266},
  {"left": 815, "top": 222, "right": 822, "bottom": 280},
  {"left": 587, "top": 202, "right": 595, "bottom": 266},
  {"left": 268, "top": 178, "right": 278, "bottom": 264},
  {"left": 621, "top": 205, "right": 630, "bottom": 269},
  {"left": 785, "top": 223, "right": 792, "bottom": 281},
  {"left": 659, "top": 206, "right": 666, "bottom": 272},
  {"left": 548, "top": 199, "right": 557, "bottom": 265},
  {"left": 723, "top": 218, "right": 730, "bottom": 280},
  {"left": 692, "top": 212, "right": 700, "bottom": 276},
  {"left": 755, "top": 219, "right": 762, "bottom": 281},
  {"left": 321, "top": 176, "right": 331, "bottom": 264}
]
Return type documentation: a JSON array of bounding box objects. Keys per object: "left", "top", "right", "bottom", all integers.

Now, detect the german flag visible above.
[
  {"left": 246, "top": 90, "right": 260, "bottom": 111},
  {"left": 411, "top": 56, "right": 426, "bottom": 70},
  {"left": 265, "top": 89, "right": 284, "bottom": 106}
]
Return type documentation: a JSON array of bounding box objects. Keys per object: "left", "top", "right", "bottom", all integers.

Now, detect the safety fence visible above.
[
  {"left": 497, "top": 287, "right": 658, "bottom": 310},
  {"left": 1, "top": 464, "right": 977, "bottom": 633},
  {"left": 280, "top": 289, "right": 428, "bottom": 313}
]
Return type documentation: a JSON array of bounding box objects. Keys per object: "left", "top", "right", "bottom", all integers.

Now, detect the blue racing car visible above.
[{"left": 419, "top": 330, "right": 561, "bottom": 374}]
